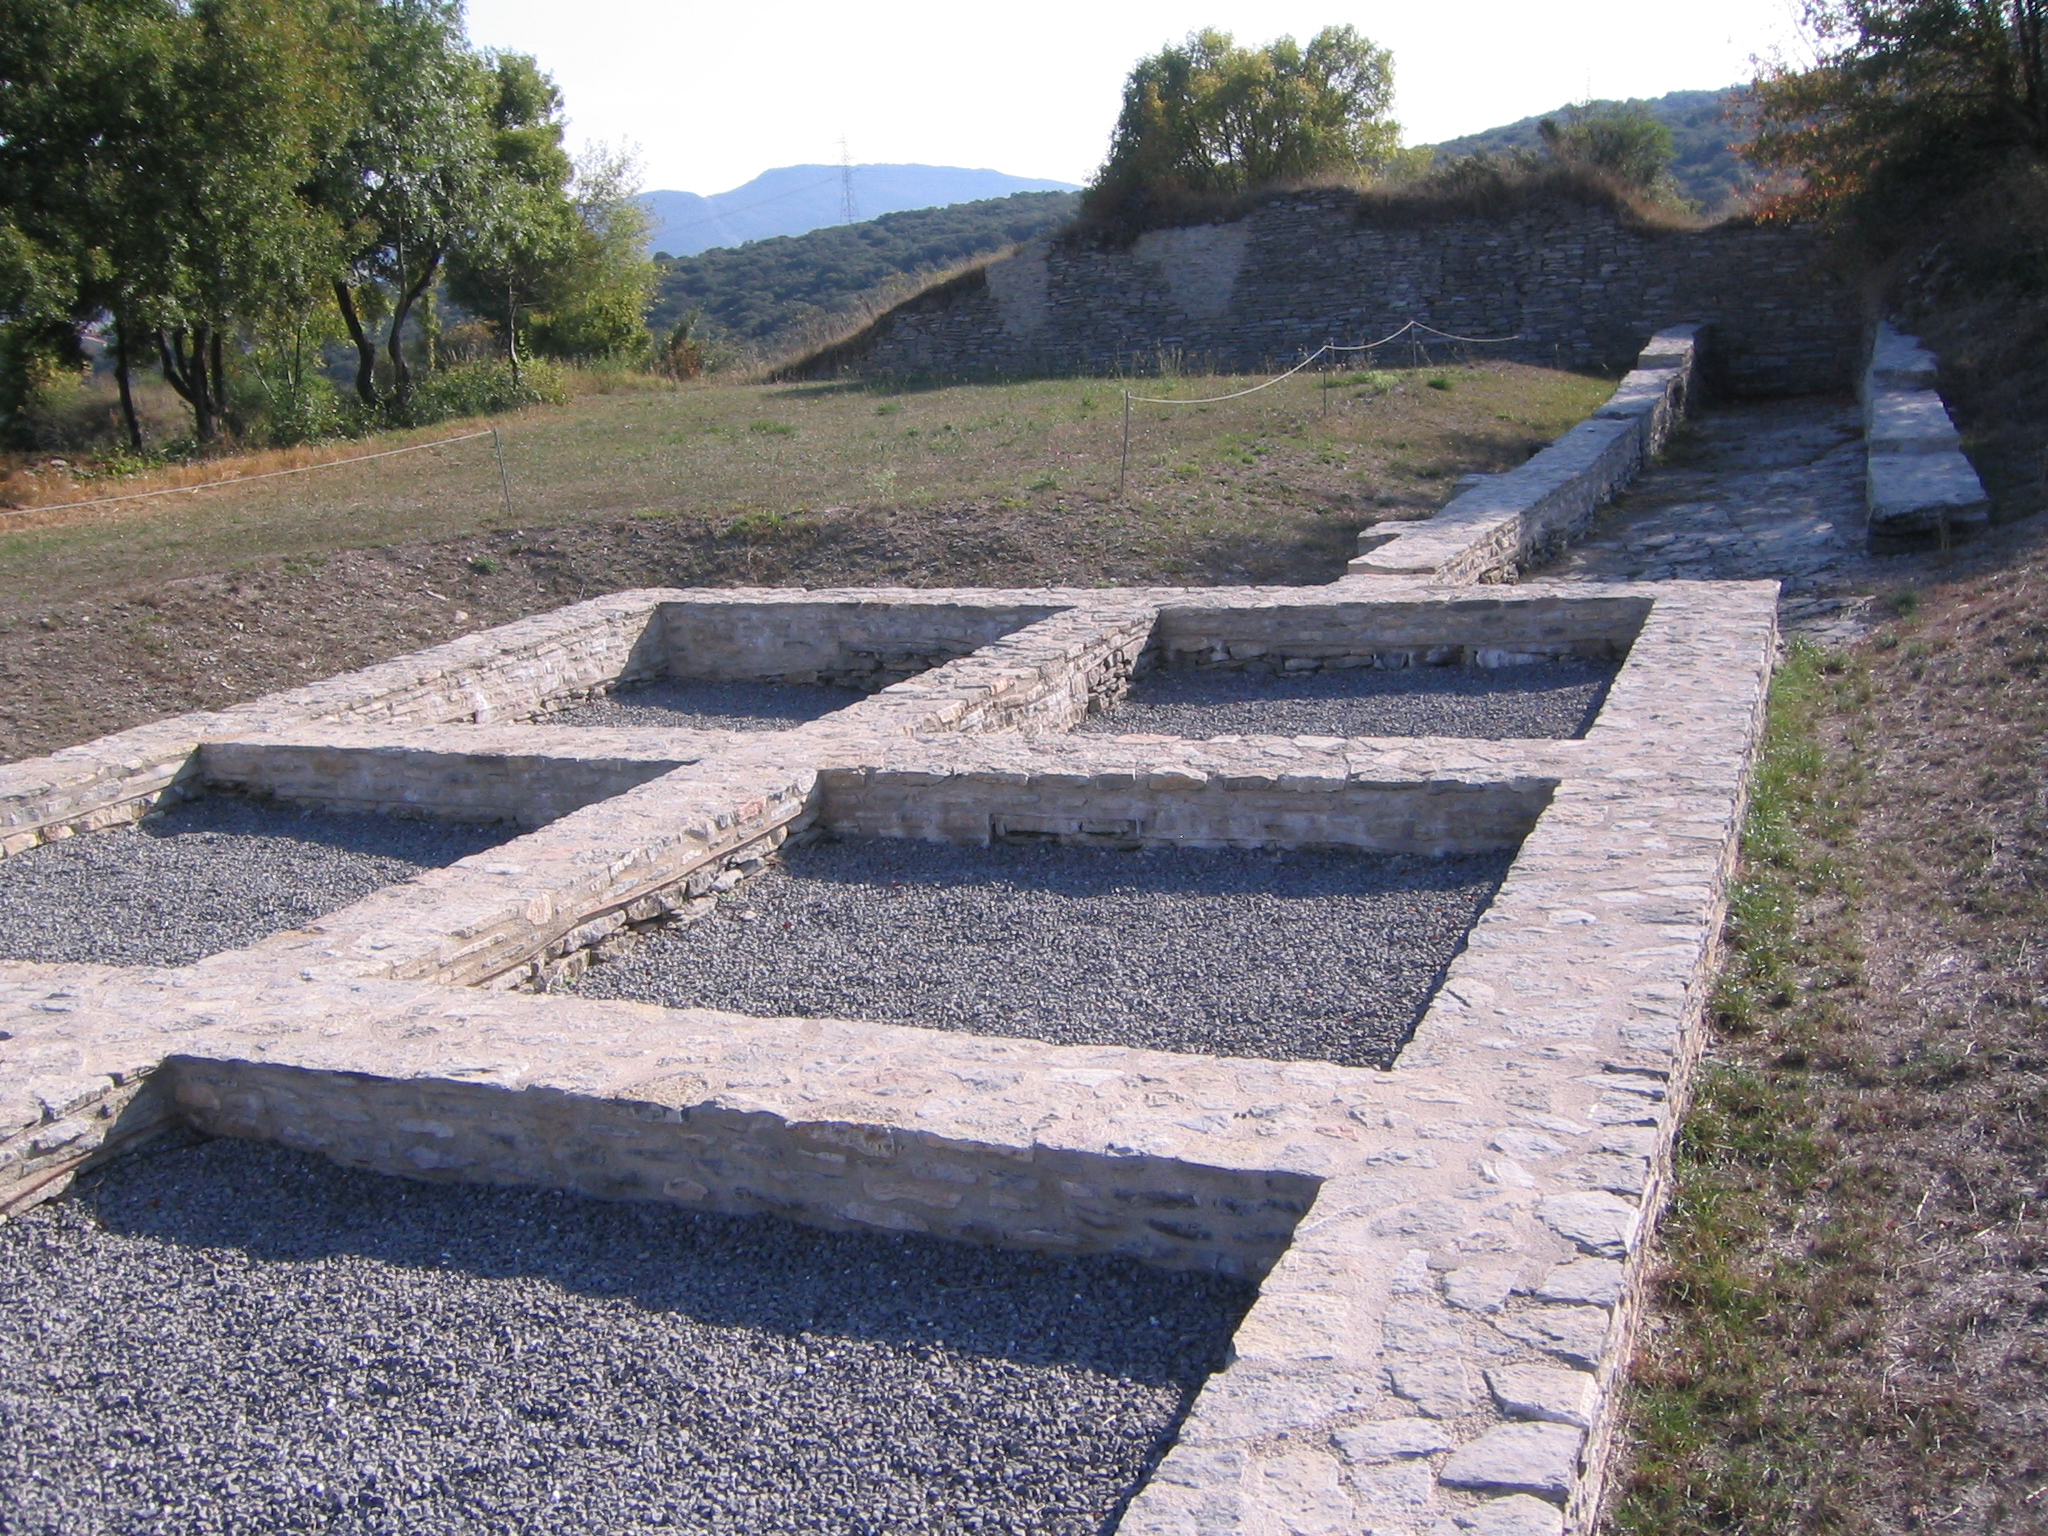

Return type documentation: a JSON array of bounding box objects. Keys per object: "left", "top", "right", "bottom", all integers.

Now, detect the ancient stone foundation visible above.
[{"left": 0, "top": 352, "right": 1779, "bottom": 1534}]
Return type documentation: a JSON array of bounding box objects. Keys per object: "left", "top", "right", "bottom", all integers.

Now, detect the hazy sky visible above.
[{"left": 462, "top": 1, "right": 1811, "bottom": 195}]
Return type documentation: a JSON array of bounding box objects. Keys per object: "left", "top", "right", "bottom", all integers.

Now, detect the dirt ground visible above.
[
  {"left": 0, "top": 494, "right": 1370, "bottom": 764},
  {"left": 0, "top": 362, "right": 1607, "bottom": 764}
]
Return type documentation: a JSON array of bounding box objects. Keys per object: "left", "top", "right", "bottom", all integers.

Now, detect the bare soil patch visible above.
[{"left": 0, "top": 363, "right": 1605, "bottom": 763}]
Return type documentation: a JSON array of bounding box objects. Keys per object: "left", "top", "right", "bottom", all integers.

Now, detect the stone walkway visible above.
[{"left": 1542, "top": 399, "right": 1895, "bottom": 646}]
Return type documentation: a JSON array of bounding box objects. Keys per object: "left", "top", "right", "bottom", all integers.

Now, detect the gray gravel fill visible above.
[
  {"left": 551, "top": 680, "right": 862, "bottom": 731},
  {"left": 0, "top": 1137, "right": 1250, "bottom": 1536},
  {"left": 1074, "top": 660, "right": 1618, "bottom": 740},
  {"left": 0, "top": 797, "right": 506, "bottom": 968},
  {"left": 575, "top": 837, "right": 1511, "bottom": 1068}
]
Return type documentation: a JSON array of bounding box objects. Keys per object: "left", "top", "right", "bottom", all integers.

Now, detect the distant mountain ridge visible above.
[
  {"left": 642, "top": 164, "right": 1080, "bottom": 257},
  {"left": 1429, "top": 87, "right": 1754, "bottom": 212}
]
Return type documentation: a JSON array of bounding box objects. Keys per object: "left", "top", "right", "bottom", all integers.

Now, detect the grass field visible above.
[
  {"left": 0, "top": 361, "right": 1608, "bottom": 613},
  {"left": 1609, "top": 530, "right": 2048, "bottom": 1533}
]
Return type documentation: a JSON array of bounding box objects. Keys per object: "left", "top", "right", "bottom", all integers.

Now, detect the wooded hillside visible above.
[{"left": 648, "top": 191, "right": 1079, "bottom": 353}]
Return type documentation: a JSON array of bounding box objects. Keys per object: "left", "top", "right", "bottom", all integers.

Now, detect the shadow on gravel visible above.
[
  {"left": 74, "top": 1140, "right": 1252, "bottom": 1381},
  {"left": 2, "top": 1138, "right": 1254, "bottom": 1533}
]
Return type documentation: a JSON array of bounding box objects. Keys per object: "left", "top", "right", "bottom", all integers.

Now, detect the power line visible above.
[{"left": 839, "top": 138, "right": 859, "bottom": 225}]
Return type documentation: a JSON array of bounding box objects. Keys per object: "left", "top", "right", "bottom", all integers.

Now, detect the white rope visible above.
[
  {"left": 3, "top": 428, "right": 496, "bottom": 520},
  {"left": 1123, "top": 320, "right": 1522, "bottom": 406}
]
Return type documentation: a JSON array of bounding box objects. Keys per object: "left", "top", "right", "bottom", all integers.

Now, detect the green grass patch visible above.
[{"left": 1610, "top": 641, "right": 1882, "bottom": 1535}]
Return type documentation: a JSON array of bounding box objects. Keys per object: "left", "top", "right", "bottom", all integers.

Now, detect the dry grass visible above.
[
  {"left": 0, "top": 359, "right": 1608, "bottom": 620},
  {"left": 1608, "top": 518, "right": 2048, "bottom": 1534}
]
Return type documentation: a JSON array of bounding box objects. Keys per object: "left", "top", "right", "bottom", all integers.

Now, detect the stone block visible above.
[
  {"left": 1437, "top": 1422, "right": 1583, "bottom": 1501},
  {"left": 1485, "top": 1365, "right": 1600, "bottom": 1428}
]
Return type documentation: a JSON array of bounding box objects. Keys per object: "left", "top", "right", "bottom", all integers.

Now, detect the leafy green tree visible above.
[
  {"left": 442, "top": 53, "right": 574, "bottom": 386},
  {"left": 0, "top": 0, "right": 176, "bottom": 447},
  {"left": 1084, "top": 27, "right": 1400, "bottom": 228},
  {"left": 1752, "top": 0, "right": 2048, "bottom": 238},
  {"left": 1538, "top": 102, "right": 1680, "bottom": 195},
  {"left": 313, "top": 0, "right": 492, "bottom": 414},
  {"left": 446, "top": 56, "right": 655, "bottom": 375},
  {"left": 0, "top": 0, "right": 348, "bottom": 448},
  {"left": 525, "top": 144, "right": 657, "bottom": 360},
  {"left": 146, "top": 0, "right": 347, "bottom": 445}
]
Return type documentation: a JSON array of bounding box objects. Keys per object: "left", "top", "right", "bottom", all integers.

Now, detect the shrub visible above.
[{"left": 406, "top": 358, "right": 568, "bottom": 425}]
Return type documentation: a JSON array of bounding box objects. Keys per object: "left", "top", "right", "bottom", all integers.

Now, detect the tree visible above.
[
  {"left": 1751, "top": 1, "right": 2048, "bottom": 238},
  {"left": 0, "top": 0, "right": 349, "bottom": 448},
  {"left": 445, "top": 54, "right": 620, "bottom": 376},
  {"left": 1083, "top": 27, "right": 1400, "bottom": 229},
  {"left": 1538, "top": 103, "right": 1680, "bottom": 195},
  {"left": 525, "top": 144, "right": 657, "bottom": 360},
  {"left": 0, "top": 0, "right": 177, "bottom": 448},
  {"left": 313, "top": 0, "right": 492, "bottom": 414},
  {"left": 144, "top": 0, "right": 348, "bottom": 446}
]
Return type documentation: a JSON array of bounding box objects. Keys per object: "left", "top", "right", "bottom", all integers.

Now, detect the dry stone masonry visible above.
[
  {"left": 797, "top": 192, "right": 1858, "bottom": 395},
  {"left": 1861, "top": 321, "right": 1991, "bottom": 550},
  {"left": 1354, "top": 327, "right": 1698, "bottom": 584},
  {"left": 0, "top": 341, "right": 1782, "bottom": 1534}
]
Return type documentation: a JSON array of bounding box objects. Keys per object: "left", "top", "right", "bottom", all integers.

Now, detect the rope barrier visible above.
[
  {"left": 1114, "top": 321, "right": 1522, "bottom": 492},
  {"left": 2, "top": 427, "right": 499, "bottom": 521}
]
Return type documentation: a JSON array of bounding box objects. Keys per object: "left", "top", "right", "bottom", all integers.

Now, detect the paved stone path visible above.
[{"left": 1543, "top": 399, "right": 1893, "bottom": 645}]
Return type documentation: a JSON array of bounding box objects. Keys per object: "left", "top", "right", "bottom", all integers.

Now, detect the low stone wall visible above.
[
  {"left": 0, "top": 591, "right": 672, "bottom": 855},
  {"left": 798, "top": 194, "right": 1857, "bottom": 396},
  {"left": 1349, "top": 328, "right": 1699, "bottom": 583},
  {"left": 1151, "top": 593, "right": 1650, "bottom": 669},
  {"left": 818, "top": 737, "right": 1560, "bottom": 856},
  {"left": 196, "top": 725, "right": 719, "bottom": 827},
  {"left": 1862, "top": 322, "right": 1991, "bottom": 550},
  {"left": 655, "top": 597, "right": 1062, "bottom": 688},
  {"left": 0, "top": 576, "right": 1779, "bottom": 1536}
]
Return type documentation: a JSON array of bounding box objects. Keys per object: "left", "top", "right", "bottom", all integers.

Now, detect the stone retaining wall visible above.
[
  {"left": 1349, "top": 328, "right": 1699, "bottom": 583},
  {"left": 798, "top": 193, "right": 1857, "bottom": 396},
  {"left": 1861, "top": 322, "right": 1992, "bottom": 550}
]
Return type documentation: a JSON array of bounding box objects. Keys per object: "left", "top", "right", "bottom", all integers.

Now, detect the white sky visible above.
[{"left": 461, "top": 0, "right": 1811, "bottom": 195}]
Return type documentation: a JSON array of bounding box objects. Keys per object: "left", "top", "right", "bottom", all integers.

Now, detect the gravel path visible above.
[
  {"left": 575, "top": 837, "right": 1510, "bottom": 1067},
  {"left": 1075, "top": 661, "right": 1617, "bottom": 740},
  {"left": 551, "top": 680, "right": 862, "bottom": 731},
  {"left": 0, "top": 797, "right": 504, "bottom": 968},
  {"left": 0, "top": 1138, "right": 1248, "bottom": 1536}
]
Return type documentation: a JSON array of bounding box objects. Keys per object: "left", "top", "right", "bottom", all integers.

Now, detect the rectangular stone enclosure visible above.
[{"left": 0, "top": 573, "right": 1774, "bottom": 1536}]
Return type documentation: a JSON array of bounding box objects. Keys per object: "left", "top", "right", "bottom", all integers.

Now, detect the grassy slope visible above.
[
  {"left": 1609, "top": 522, "right": 2048, "bottom": 1532},
  {"left": 1430, "top": 88, "right": 1753, "bottom": 212},
  {"left": 648, "top": 191, "right": 1081, "bottom": 352},
  {"left": 0, "top": 360, "right": 1609, "bottom": 761}
]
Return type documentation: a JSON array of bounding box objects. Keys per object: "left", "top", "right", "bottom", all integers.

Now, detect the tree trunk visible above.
[
  {"left": 386, "top": 245, "right": 445, "bottom": 412},
  {"left": 209, "top": 329, "right": 233, "bottom": 439},
  {"left": 506, "top": 277, "right": 522, "bottom": 390},
  {"left": 113, "top": 318, "right": 142, "bottom": 454},
  {"left": 334, "top": 280, "right": 379, "bottom": 409},
  {"left": 156, "top": 326, "right": 217, "bottom": 446}
]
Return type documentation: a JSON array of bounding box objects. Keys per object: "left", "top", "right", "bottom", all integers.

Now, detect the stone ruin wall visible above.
[{"left": 807, "top": 191, "right": 1861, "bottom": 397}]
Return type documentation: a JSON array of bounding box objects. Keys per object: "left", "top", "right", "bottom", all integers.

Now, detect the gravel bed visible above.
[
  {"left": 575, "top": 837, "right": 1510, "bottom": 1067},
  {"left": 1074, "top": 660, "right": 1619, "bottom": 740},
  {"left": 550, "top": 680, "right": 862, "bottom": 731},
  {"left": 0, "top": 1138, "right": 1249, "bottom": 1536},
  {"left": 0, "top": 797, "right": 505, "bottom": 968}
]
